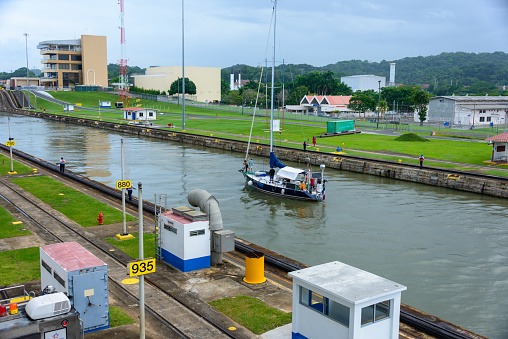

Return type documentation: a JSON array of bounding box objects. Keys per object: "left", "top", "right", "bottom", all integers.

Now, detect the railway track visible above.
[{"left": 0, "top": 178, "right": 239, "bottom": 338}]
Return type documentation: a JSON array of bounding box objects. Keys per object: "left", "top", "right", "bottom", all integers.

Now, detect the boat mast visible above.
[{"left": 270, "top": 0, "right": 277, "bottom": 153}]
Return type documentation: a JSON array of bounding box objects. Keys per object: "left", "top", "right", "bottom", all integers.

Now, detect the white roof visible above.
[
  {"left": 289, "top": 261, "right": 406, "bottom": 305},
  {"left": 276, "top": 166, "right": 305, "bottom": 180}
]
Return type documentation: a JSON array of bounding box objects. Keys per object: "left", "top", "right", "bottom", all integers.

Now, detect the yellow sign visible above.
[
  {"left": 128, "top": 258, "right": 156, "bottom": 277},
  {"left": 6, "top": 141, "right": 15, "bottom": 146},
  {"left": 116, "top": 180, "right": 132, "bottom": 190}
]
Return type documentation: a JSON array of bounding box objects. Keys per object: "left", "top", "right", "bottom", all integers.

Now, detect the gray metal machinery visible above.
[
  {"left": 187, "top": 189, "right": 235, "bottom": 265},
  {"left": 0, "top": 286, "right": 82, "bottom": 339}
]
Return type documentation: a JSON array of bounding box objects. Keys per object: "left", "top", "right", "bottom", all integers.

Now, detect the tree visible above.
[
  {"left": 168, "top": 77, "right": 196, "bottom": 95},
  {"left": 336, "top": 82, "right": 353, "bottom": 95},
  {"left": 287, "top": 86, "right": 308, "bottom": 105},
  {"left": 411, "top": 89, "right": 430, "bottom": 125},
  {"left": 348, "top": 94, "right": 376, "bottom": 119}
]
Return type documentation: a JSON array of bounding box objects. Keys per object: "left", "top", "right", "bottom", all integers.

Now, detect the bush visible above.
[{"left": 395, "top": 133, "right": 429, "bottom": 142}]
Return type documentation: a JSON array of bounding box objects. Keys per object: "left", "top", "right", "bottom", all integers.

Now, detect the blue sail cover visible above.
[{"left": 270, "top": 152, "right": 286, "bottom": 169}]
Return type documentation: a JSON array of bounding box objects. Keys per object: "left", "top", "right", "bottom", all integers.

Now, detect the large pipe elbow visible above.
[{"left": 188, "top": 189, "right": 223, "bottom": 231}]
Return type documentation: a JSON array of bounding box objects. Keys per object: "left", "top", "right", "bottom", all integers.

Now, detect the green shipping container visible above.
[{"left": 326, "top": 120, "right": 355, "bottom": 133}]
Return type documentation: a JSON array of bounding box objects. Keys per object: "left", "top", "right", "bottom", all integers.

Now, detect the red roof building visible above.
[
  {"left": 286, "top": 95, "right": 353, "bottom": 115},
  {"left": 486, "top": 132, "right": 508, "bottom": 162}
]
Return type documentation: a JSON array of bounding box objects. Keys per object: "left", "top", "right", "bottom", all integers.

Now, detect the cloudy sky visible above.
[{"left": 1, "top": 0, "right": 507, "bottom": 73}]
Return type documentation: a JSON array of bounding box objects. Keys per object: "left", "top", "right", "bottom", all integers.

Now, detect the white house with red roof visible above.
[
  {"left": 286, "top": 95, "right": 353, "bottom": 115},
  {"left": 486, "top": 132, "right": 508, "bottom": 162}
]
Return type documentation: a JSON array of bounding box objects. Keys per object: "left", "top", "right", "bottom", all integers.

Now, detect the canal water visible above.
[{"left": 1, "top": 112, "right": 507, "bottom": 338}]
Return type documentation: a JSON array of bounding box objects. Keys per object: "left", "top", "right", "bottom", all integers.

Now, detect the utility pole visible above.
[
  {"left": 24, "top": 33, "right": 30, "bottom": 108},
  {"left": 138, "top": 182, "right": 145, "bottom": 339},
  {"left": 181, "top": 0, "right": 186, "bottom": 131},
  {"left": 377, "top": 80, "right": 381, "bottom": 129}
]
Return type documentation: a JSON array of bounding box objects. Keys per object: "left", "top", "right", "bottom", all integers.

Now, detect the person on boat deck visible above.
[
  {"left": 243, "top": 160, "right": 248, "bottom": 172},
  {"left": 303, "top": 140, "right": 307, "bottom": 151},
  {"left": 316, "top": 179, "right": 323, "bottom": 193},
  {"left": 248, "top": 158, "right": 253, "bottom": 172},
  {"left": 269, "top": 167, "right": 275, "bottom": 183}
]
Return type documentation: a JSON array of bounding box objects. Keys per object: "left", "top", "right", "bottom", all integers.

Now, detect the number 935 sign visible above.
[{"left": 128, "top": 258, "right": 156, "bottom": 277}]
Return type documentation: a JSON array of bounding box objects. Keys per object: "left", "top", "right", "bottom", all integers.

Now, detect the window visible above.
[
  {"left": 59, "top": 64, "right": 70, "bottom": 70},
  {"left": 42, "top": 260, "right": 52, "bottom": 274},
  {"left": 299, "top": 286, "right": 350, "bottom": 327},
  {"left": 479, "top": 117, "right": 485, "bottom": 122},
  {"left": 58, "top": 54, "right": 69, "bottom": 60},
  {"left": 54, "top": 271, "right": 66, "bottom": 288},
  {"left": 149, "top": 112, "right": 154, "bottom": 117},
  {"left": 71, "top": 64, "right": 81, "bottom": 70},
  {"left": 139, "top": 112, "right": 144, "bottom": 117},
  {"left": 190, "top": 229, "right": 205, "bottom": 237},
  {"left": 164, "top": 223, "right": 177, "bottom": 234},
  {"left": 497, "top": 146, "right": 506, "bottom": 152},
  {"left": 70, "top": 55, "right": 82, "bottom": 61},
  {"left": 487, "top": 117, "right": 491, "bottom": 122},
  {"left": 361, "top": 300, "right": 390, "bottom": 326}
]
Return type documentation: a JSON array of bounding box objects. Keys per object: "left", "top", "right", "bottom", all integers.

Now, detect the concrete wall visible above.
[
  {"left": 81, "top": 35, "right": 108, "bottom": 87},
  {"left": 8, "top": 109, "right": 508, "bottom": 199}
]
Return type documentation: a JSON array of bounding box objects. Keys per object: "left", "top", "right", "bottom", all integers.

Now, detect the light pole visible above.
[
  {"left": 24, "top": 33, "right": 30, "bottom": 109},
  {"left": 181, "top": 0, "right": 185, "bottom": 131},
  {"left": 376, "top": 80, "right": 381, "bottom": 129}
]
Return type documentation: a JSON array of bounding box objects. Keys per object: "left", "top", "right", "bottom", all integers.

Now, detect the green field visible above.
[
  {"left": 24, "top": 91, "right": 507, "bottom": 172},
  {"left": 10, "top": 176, "right": 137, "bottom": 227}
]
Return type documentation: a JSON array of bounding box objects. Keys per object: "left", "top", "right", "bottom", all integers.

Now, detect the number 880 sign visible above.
[
  {"left": 116, "top": 180, "right": 132, "bottom": 189},
  {"left": 128, "top": 258, "right": 156, "bottom": 277}
]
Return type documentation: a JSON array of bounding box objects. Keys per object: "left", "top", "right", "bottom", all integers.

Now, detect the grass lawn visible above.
[
  {"left": 109, "top": 306, "right": 136, "bottom": 327},
  {"left": 0, "top": 154, "right": 35, "bottom": 175},
  {"left": 209, "top": 296, "right": 292, "bottom": 334},
  {"left": 105, "top": 233, "right": 156, "bottom": 259},
  {"left": 27, "top": 91, "right": 499, "bottom": 170},
  {"left": 0, "top": 247, "right": 40, "bottom": 285},
  {"left": 0, "top": 205, "right": 32, "bottom": 238},
  {"left": 10, "top": 176, "right": 136, "bottom": 227},
  {"left": 482, "top": 170, "right": 508, "bottom": 177}
]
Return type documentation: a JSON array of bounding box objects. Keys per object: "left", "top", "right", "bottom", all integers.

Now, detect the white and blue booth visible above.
[
  {"left": 122, "top": 107, "right": 158, "bottom": 121},
  {"left": 40, "top": 242, "right": 109, "bottom": 333},
  {"left": 99, "top": 101, "right": 111, "bottom": 108},
  {"left": 63, "top": 104, "right": 74, "bottom": 112},
  {"left": 289, "top": 261, "right": 406, "bottom": 339},
  {"left": 158, "top": 206, "right": 210, "bottom": 272}
]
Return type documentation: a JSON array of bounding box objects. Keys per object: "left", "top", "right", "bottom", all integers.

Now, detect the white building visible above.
[
  {"left": 341, "top": 75, "right": 386, "bottom": 93},
  {"left": 289, "top": 261, "right": 406, "bottom": 339},
  {"left": 132, "top": 66, "right": 221, "bottom": 103},
  {"left": 286, "top": 95, "right": 353, "bottom": 115},
  {"left": 122, "top": 107, "right": 158, "bottom": 121},
  {"left": 486, "top": 132, "right": 508, "bottom": 162},
  {"left": 428, "top": 96, "right": 508, "bottom": 126}
]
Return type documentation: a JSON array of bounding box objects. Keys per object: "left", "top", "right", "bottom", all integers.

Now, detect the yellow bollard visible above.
[
  {"left": 398, "top": 159, "right": 402, "bottom": 163},
  {"left": 32, "top": 168, "right": 37, "bottom": 174},
  {"left": 243, "top": 251, "right": 266, "bottom": 284},
  {"left": 316, "top": 148, "right": 319, "bottom": 151}
]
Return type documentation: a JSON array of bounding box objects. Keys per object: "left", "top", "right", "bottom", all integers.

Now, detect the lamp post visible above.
[
  {"left": 181, "top": 0, "right": 185, "bottom": 131},
  {"left": 24, "top": 33, "right": 30, "bottom": 109},
  {"left": 376, "top": 80, "right": 381, "bottom": 129}
]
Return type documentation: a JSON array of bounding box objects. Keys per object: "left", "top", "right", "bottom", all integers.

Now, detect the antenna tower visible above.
[{"left": 118, "top": 0, "right": 129, "bottom": 106}]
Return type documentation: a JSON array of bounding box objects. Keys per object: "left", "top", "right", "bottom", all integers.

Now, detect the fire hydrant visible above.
[{"left": 97, "top": 212, "right": 103, "bottom": 225}]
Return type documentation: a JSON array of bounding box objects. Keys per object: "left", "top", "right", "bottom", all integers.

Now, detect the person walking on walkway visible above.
[
  {"left": 127, "top": 185, "right": 136, "bottom": 201},
  {"left": 312, "top": 136, "right": 316, "bottom": 147},
  {"left": 59, "top": 157, "right": 65, "bottom": 173},
  {"left": 303, "top": 140, "right": 307, "bottom": 151},
  {"left": 419, "top": 154, "right": 424, "bottom": 169}
]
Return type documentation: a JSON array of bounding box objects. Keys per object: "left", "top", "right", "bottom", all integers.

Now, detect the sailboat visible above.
[{"left": 241, "top": 1, "right": 326, "bottom": 202}]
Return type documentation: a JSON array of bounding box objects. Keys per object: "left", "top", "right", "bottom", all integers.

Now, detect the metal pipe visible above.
[
  {"left": 121, "top": 138, "right": 127, "bottom": 235},
  {"left": 138, "top": 182, "right": 145, "bottom": 339}
]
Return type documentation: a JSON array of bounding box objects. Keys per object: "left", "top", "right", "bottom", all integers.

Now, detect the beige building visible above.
[
  {"left": 37, "top": 35, "right": 107, "bottom": 89},
  {"left": 133, "top": 66, "right": 221, "bottom": 103}
]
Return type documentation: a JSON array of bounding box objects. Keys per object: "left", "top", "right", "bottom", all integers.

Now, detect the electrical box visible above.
[
  {"left": 213, "top": 230, "right": 235, "bottom": 253},
  {"left": 40, "top": 242, "right": 109, "bottom": 333}
]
